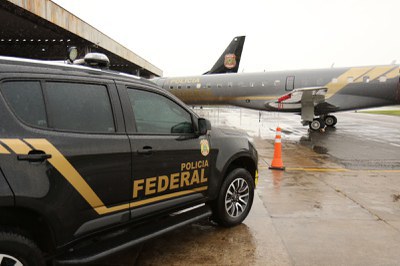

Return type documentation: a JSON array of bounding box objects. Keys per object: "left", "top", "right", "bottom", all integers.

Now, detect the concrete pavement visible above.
[{"left": 98, "top": 108, "right": 400, "bottom": 265}]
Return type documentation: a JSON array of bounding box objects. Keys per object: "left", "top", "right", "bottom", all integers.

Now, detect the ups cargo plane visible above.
[{"left": 153, "top": 62, "right": 400, "bottom": 131}]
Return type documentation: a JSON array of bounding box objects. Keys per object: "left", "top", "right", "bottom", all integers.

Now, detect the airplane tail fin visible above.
[{"left": 203, "top": 36, "right": 245, "bottom": 75}]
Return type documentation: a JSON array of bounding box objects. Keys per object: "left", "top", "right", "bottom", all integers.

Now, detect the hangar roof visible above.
[{"left": 0, "top": 0, "right": 162, "bottom": 78}]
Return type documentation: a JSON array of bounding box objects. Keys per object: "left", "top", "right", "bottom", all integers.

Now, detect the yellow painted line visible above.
[
  {"left": 0, "top": 139, "right": 31, "bottom": 154},
  {"left": 358, "top": 169, "right": 400, "bottom": 173},
  {"left": 130, "top": 186, "right": 208, "bottom": 208},
  {"left": 260, "top": 166, "right": 400, "bottom": 173},
  {"left": 255, "top": 170, "right": 259, "bottom": 186},
  {"left": 368, "top": 66, "right": 396, "bottom": 80},
  {"left": 286, "top": 167, "right": 349, "bottom": 172},
  {"left": 0, "top": 144, "right": 10, "bottom": 154}
]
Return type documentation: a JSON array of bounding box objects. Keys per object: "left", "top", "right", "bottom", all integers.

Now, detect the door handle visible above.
[
  {"left": 17, "top": 152, "right": 52, "bottom": 162},
  {"left": 137, "top": 146, "right": 153, "bottom": 155}
]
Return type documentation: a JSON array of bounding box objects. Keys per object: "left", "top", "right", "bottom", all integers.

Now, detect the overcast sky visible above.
[{"left": 52, "top": 0, "right": 400, "bottom": 77}]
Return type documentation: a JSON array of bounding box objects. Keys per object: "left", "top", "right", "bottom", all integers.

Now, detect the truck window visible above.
[
  {"left": 1, "top": 81, "right": 48, "bottom": 127},
  {"left": 127, "top": 88, "right": 193, "bottom": 134},
  {"left": 45, "top": 82, "right": 115, "bottom": 133}
]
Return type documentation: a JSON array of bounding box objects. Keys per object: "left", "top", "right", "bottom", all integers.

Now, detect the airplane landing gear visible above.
[
  {"left": 324, "top": 115, "right": 337, "bottom": 127},
  {"left": 309, "top": 118, "right": 325, "bottom": 131},
  {"left": 309, "top": 115, "right": 337, "bottom": 131}
]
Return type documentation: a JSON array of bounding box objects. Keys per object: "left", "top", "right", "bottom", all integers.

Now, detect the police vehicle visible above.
[{"left": 0, "top": 52, "right": 258, "bottom": 265}]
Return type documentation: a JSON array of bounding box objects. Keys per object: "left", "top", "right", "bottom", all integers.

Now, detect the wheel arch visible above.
[
  {"left": 223, "top": 154, "right": 257, "bottom": 184},
  {"left": 0, "top": 207, "right": 56, "bottom": 254}
]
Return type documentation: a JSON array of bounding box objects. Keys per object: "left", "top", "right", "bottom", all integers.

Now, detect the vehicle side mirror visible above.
[{"left": 198, "top": 118, "right": 211, "bottom": 135}]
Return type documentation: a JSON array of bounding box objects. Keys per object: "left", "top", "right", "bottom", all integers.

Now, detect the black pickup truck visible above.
[{"left": 0, "top": 55, "right": 258, "bottom": 265}]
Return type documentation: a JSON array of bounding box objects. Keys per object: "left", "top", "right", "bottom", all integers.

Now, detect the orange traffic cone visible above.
[{"left": 269, "top": 127, "right": 285, "bottom": 170}]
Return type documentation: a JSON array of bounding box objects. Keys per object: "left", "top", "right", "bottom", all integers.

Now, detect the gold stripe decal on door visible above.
[
  {"left": 0, "top": 139, "right": 31, "bottom": 154},
  {"left": 24, "top": 138, "right": 108, "bottom": 214},
  {"left": 22, "top": 139, "right": 207, "bottom": 215},
  {"left": 130, "top": 186, "right": 208, "bottom": 208},
  {"left": 0, "top": 143, "right": 10, "bottom": 154}
]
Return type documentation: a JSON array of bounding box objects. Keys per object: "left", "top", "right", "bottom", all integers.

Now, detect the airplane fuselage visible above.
[{"left": 153, "top": 65, "right": 400, "bottom": 116}]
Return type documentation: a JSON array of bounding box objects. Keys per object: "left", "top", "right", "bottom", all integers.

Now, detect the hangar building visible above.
[{"left": 0, "top": 0, "right": 162, "bottom": 78}]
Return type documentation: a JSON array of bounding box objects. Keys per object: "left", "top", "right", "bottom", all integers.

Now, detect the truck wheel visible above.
[
  {"left": 0, "top": 231, "right": 44, "bottom": 266},
  {"left": 213, "top": 168, "right": 254, "bottom": 227}
]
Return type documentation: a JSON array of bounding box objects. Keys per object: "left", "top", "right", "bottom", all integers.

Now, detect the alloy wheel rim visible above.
[
  {"left": 0, "top": 254, "right": 24, "bottom": 266},
  {"left": 325, "top": 117, "right": 334, "bottom": 126},
  {"left": 311, "top": 121, "right": 320, "bottom": 130},
  {"left": 225, "top": 177, "right": 249, "bottom": 217}
]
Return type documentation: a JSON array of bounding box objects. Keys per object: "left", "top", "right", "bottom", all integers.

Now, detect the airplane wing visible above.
[
  {"left": 265, "top": 87, "right": 328, "bottom": 121},
  {"left": 266, "top": 87, "right": 328, "bottom": 109}
]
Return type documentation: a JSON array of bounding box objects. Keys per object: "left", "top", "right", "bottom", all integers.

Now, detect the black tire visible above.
[
  {"left": 324, "top": 115, "right": 337, "bottom": 127},
  {"left": 310, "top": 118, "right": 325, "bottom": 131},
  {"left": 212, "top": 168, "right": 255, "bottom": 227},
  {"left": 0, "top": 231, "right": 44, "bottom": 266},
  {"left": 309, "top": 119, "right": 321, "bottom": 131}
]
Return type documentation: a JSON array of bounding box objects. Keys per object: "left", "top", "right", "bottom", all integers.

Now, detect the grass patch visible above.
[{"left": 360, "top": 110, "right": 400, "bottom": 116}]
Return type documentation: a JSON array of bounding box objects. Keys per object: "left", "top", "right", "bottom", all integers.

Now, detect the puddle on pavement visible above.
[
  {"left": 136, "top": 221, "right": 260, "bottom": 265},
  {"left": 312, "top": 145, "right": 328, "bottom": 154}
]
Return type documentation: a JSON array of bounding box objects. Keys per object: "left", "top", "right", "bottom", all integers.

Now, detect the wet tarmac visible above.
[{"left": 97, "top": 108, "right": 400, "bottom": 265}]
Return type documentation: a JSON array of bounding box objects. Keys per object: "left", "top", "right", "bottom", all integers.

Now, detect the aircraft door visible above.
[{"left": 285, "top": 76, "right": 295, "bottom": 91}]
